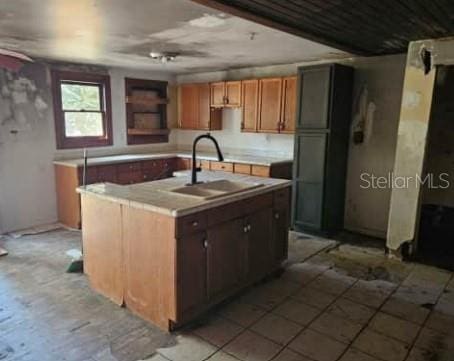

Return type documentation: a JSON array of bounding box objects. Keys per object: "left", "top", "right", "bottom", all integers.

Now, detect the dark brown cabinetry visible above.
[
  {"left": 292, "top": 64, "right": 353, "bottom": 234},
  {"left": 175, "top": 189, "right": 289, "bottom": 327}
]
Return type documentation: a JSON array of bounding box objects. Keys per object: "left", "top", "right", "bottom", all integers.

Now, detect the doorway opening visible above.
[{"left": 416, "top": 65, "right": 454, "bottom": 271}]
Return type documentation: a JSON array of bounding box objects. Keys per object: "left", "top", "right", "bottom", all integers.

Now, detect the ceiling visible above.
[
  {"left": 191, "top": 0, "right": 454, "bottom": 55},
  {"left": 0, "top": 0, "right": 348, "bottom": 73}
]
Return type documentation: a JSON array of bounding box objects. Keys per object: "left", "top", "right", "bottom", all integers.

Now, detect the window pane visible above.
[
  {"left": 61, "top": 83, "right": 101, "bottom": 111},
  {"left": 64, "top": 112, "right": 104, "bottom": 137}
]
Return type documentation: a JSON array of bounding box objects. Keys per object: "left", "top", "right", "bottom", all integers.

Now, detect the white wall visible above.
[{"left": 0, "top": 63, "right": 175, "bottom": 233}]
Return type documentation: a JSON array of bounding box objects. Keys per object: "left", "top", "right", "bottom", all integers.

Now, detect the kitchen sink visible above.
[{"left": 168, "top": 180, "right": 263, "bottom": 200}]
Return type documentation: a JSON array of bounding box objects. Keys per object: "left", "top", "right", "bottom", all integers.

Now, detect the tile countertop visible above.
[
  {"left": 77, "top": 170, "right": 292, "bottom": 218},
  {"left": 53, "top": 151, "right": 293, "bottom": 168}
]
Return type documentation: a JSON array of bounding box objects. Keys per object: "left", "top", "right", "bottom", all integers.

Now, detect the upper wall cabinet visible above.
[
  {"left": 179, "top": 83, "right": 222, "bottom": 130},
  {"left": 258, "top": 77, "right": 283, "bottom": 133},
  {"left": 210, "top": 81, "right": 242, "bottom": 108},
  {"left": 241, "top": 79, "right": 259, "bottom": 132},
  {"left": 241, "top": 76, "right": 296, "bottom": 134},
  {"left": 280, "top": 76, "right": 297, "bottom": 133}
]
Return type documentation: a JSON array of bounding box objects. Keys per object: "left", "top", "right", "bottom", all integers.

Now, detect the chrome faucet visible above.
[{"left": 191, "top": 133, "right": 224, "bottom": 185}]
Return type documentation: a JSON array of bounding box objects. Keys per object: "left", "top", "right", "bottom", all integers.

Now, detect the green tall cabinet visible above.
[{"left": 292, "top": 64, "right": 354, "bottom": 234}]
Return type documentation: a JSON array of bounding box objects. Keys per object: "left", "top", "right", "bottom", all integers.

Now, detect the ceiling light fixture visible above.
[{"left": 149, "top": 52, "right": 177, "bottom": 63}]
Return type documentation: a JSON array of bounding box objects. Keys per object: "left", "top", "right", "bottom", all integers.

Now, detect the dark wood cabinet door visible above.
[
  {"left": 281, "top": 76, "right": 297, "bottom": 133},
  {"left": 241, "top": 80, "right": 259, "bottom": 132},
  {"left": 177, "top": 232, "right": 207, "bottom": 314},
  {"left": 272, "top": 207, "right": 289, "bottom": 264},
  {"left": 247, "top": 208, "right": 273, "bottom": 281},
  {"left": 293, "top": 133, "right": 327, "bottom": 230},
  {"left": 258, "top": 78, "right": 282, "bottom": 133},
  {"left": 179, "top": 84, "right": 199, "bottom": 129},
  {"left": 298, "top": 67, "right": 331, "bottom": 129},
  {"left": 207, "top": 218, "right": 246, "bottom": 299}
]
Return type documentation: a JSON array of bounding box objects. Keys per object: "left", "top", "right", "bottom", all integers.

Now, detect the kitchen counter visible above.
[
  {"left": 77, "top": 170, "right": 291, "bottom": 217},
  {"left": 79, "top": 169, "right": 291, "bottom": 331},
  {"left": 54, "top": 150, "right": 292, "bottom": 167}
]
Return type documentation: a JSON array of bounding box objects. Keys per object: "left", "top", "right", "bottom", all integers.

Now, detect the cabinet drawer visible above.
[
  {"left": 251, "top": 165, "right": 270, "bottom": 177},
  {"left": 176, "top": 212, "right": 207, "bottom": 237},
  {"left": 97, "top": 165, "right": 117, "bottom": 183},
  {"left": 117, "top": 162, "right": 141, "bottom": 173},
  {"left": 198, "top": 160, "right": 211, "bottom": 170},
  {"left": 210, "top": 161, "right": 233, "bottom": 172},
  {"left": 244, "top": 193, "right": 273, "bottom": 214},
  {"left": 233, "top": 163, "right": 251, "bottom": 175}
]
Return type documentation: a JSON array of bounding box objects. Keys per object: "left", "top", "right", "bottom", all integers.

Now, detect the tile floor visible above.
[{"left": 1, "top": 230, "right": 454, "bottom": 361}]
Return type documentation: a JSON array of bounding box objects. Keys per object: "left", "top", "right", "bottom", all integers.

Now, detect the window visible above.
[{"left": 52, "top": 70, "right": 112, "bottom": 149}]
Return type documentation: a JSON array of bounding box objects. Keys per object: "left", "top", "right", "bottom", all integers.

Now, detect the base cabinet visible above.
[{"left": 81, "top": 187, "right": 290, "bottom": 331}]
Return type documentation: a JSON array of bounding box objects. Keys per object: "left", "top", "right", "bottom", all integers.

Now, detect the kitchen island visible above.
[{"left": 78, "top": 170, "right": 291, "bottom": 331}]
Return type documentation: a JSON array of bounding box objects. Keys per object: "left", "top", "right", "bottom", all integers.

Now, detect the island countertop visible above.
[
  {"left": 77, "top": 170, "right": 291, "bottom": 217},
  {"left": 54, "top": 150, "right": 293, "bottom": 168}
]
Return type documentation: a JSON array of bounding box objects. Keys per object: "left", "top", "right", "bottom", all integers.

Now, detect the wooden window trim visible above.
[{"left": 52, "top": 70, "right": 113, "bottom": 149}]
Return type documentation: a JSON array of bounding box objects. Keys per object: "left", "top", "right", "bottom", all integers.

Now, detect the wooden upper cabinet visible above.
[
  {"left": 210, "top": 82, "right": 225, "bottom": 107},
  {"left": 179, "top": 83, "right": 222, "bottom": 130},
  {"left": 258, "top": 78, "right": 282, "bottom": 133},
  {"left": 241, "top": 80, "right": 259, "bottom": 132},
  {"left": 225, "top": 81, "right": 241, "bottom": 107},
  {"left": 280, "top": 76, "right": 297, "bottom": 133},
  {"left": 210, "top": 81, "right": 241, "bottom": 107},
  {"left": 179, "top": 84, "right": 199, "bottom": 129}
]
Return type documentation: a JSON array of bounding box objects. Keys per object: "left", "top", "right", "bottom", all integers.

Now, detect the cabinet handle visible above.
[
  {"left": 192, "top": 221, "right": 199, "bottom": 227},
  {"left": 247, "top": 224, "right": 251, "bottom": 231},
  {"left": 143, "top": 175, "right": 147, "bottom": 180},
  {"left": 203, "top": 239, "right": 209, "bottom": 248},
  {"left": 241, "top": 122, "right": 245, "bottom": 130},
  {"left": 243, "top": 226, "right": 248, "bottom": 233},
  {"left": 274, "top": 212, "right": 280, "bottom": 220}
]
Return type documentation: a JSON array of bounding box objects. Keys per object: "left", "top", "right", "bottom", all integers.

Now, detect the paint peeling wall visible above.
[
  {"left": 0, "top": 62, "right": 175, "bottom": 233},
  {"left": 387, "top": 41, "right": 437, "bottom": 252},
  {"left": 343, "top": 55, "right": 406, "bottom": 238}
]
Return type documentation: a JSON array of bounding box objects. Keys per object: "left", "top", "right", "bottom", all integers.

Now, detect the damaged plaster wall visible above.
[
  {"left": 0, "top": 62, "right": 175, "bottom": 233},
  {"left": 387, "top": 41, "right": 437, "bottom": 252},
  {"left": 343, "top": 55, "right": 406, "bottom": 238}
]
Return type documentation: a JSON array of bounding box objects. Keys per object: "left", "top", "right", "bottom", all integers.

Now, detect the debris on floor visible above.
[
  {"left": 66, "top": 248, "right": 83, "bottom": 273},
  {"left": 0, "top": 247, "right": 7, "bottom": 257},
  {"left": 8, "top": 222, "right": 63, "bottom": 238}
]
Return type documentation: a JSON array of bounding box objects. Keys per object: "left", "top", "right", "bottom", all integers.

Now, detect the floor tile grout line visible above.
[
  {"left": 331, "top": 263, "right": 414, "bottom": 361},
  {"left": 266, "top": 267, "right": 360, "bottom": 361},
  {"left": 401, "top": 272, "right": 454, "bottom": 361},
  {"left": 214, "top": 264, "right": 336, "bottom": 361}
]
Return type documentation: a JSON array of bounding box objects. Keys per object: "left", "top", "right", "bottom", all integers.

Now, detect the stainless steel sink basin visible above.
[{"left": 168, "top": 180, "right": 263, "bottom": 200}]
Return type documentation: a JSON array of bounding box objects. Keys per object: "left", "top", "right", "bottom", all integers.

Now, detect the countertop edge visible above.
[
  {"left": 77, "top": 180, "right": 292, "bottom": 218},
  {"left": 54, "top": 152, "right": 293, "bottom": 168}
]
